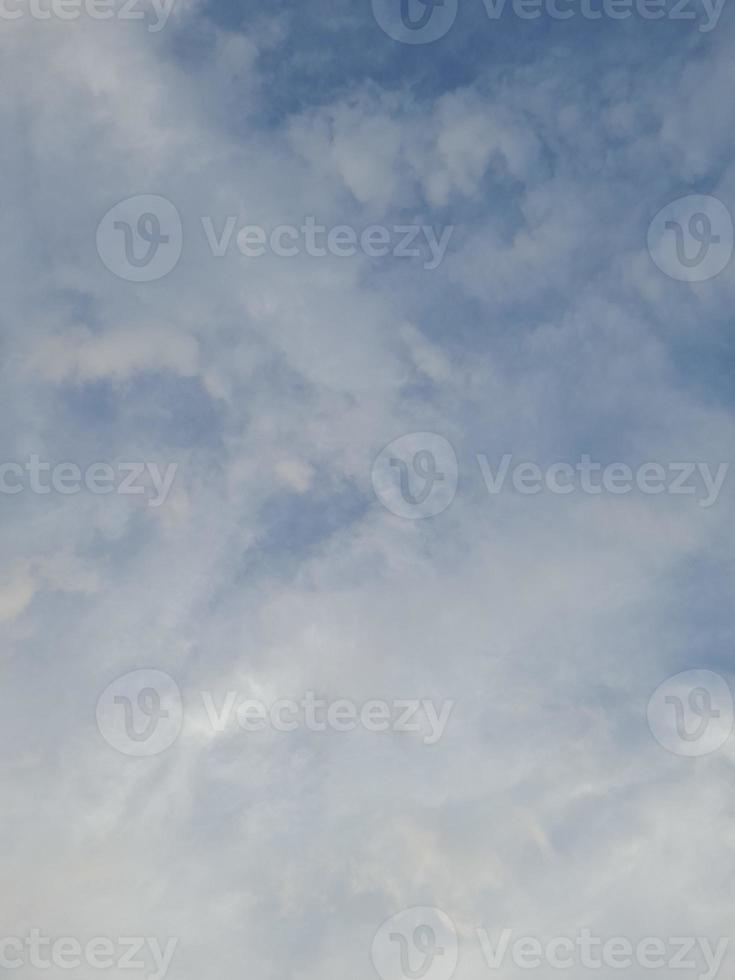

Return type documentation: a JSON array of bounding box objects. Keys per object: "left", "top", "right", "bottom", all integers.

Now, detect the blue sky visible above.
[{"left": 1, "top": 1, "right": 735, "bottom": 979}]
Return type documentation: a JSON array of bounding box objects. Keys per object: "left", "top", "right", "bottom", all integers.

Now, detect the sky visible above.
[{"left": 1, "top": 1, "right": 735, "bottom": 979}]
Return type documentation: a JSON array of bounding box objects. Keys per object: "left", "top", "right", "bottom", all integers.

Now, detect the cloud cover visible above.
[{"left": 1, "top": 2, "right": 735, "bottom": 979}]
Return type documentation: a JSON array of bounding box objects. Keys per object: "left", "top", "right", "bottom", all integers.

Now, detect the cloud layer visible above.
[{"left": 1, "top": 3, "right": 735, "bottom": 979}]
